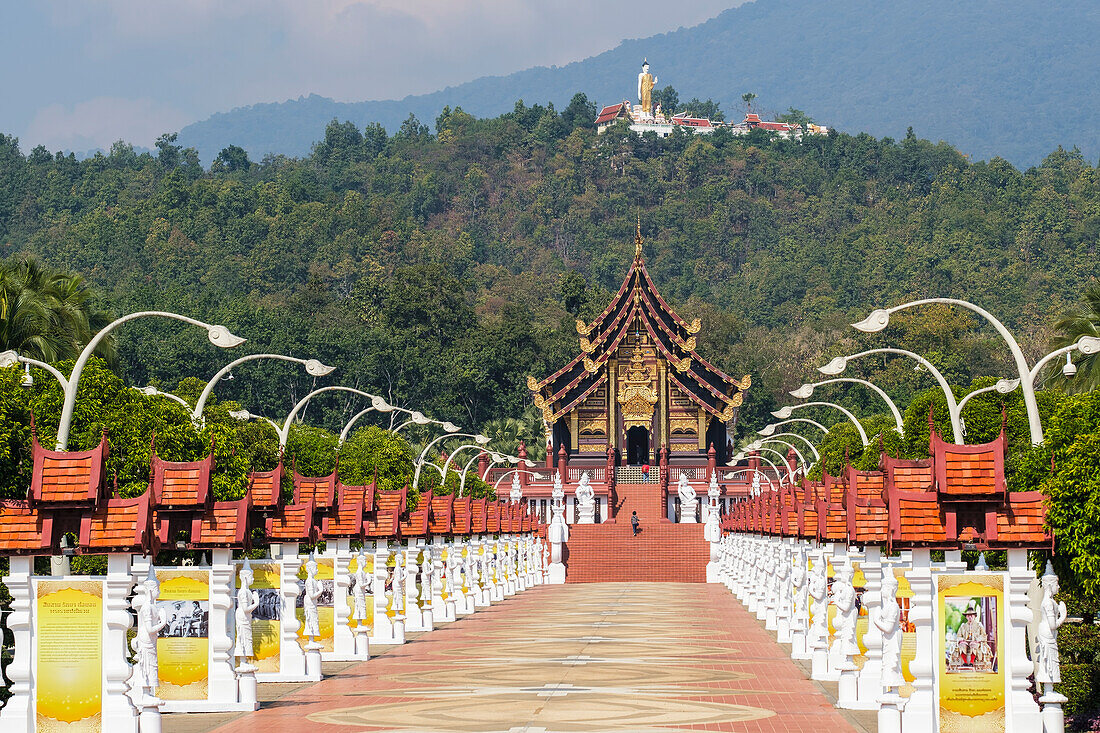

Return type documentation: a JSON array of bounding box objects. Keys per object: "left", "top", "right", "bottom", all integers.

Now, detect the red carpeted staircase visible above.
[{"left": 563, "top": 483, "right": 709, "bottom": 583}]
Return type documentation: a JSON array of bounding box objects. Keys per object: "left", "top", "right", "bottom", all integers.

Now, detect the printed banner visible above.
[
  {"left": 36, "top": 578, "right": 104, "bottom": 732},
  {"left": 238, "top": 561, "right": 282, "bottom": 674},
  {"left": 937, "top": 573, "right": 1006, "bottom": 732},
  {"left": 297, "top": 557, "right": 335, "bottom": 652},
  {"left": 348, "top": 553, "right": 375, "bottom": 632},
  {"left": 155, "top": 569, "right": 211, "bottom": 700}
]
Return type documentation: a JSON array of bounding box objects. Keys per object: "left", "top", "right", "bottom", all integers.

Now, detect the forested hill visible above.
[
  {"left": 176, "top": 0, "right": 1100, "bottom": 167},
  {"left": 0, "top": 109, "right": 1096, "bottom": 436}
]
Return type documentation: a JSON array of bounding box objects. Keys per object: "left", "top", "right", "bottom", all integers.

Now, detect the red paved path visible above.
[{"left": 201, "top": 583, "right": 857, "bottom": 733}]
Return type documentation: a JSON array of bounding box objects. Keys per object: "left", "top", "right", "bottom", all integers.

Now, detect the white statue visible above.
[
  {"left": 132, "top": 566, "right": 168, "bottom": 700},
  {"left": 833, "top": 561, "right": 860, "bottom": 658},
  {"left": 790, "top": 548, "right": 807, "bottom": 632},
  {"left": 751, "top": 470, "right": 761, "bottom": 497},
  {"left": 808, "top": 556, "right": 829, "bottom": 649},
  {"left": 390, "top": 556, "right": 405, "bottom": 613},
  {"left": 510, "top": 472, "right": 522, "bottom": 503},
  {"left": 874, "top": 565, "right": 905, "bottom": 693},
  {"left": 575, "top": 471, "right": 595, "bottom": 523},
  {"left": 678, "top": 472, "right": 698, "bottom": 523},
  {"left": 302, "top": 553, "right": 322, "bottom": 643},
  {"left": 235, "top": 558, "right": 260, "bottom": 665},
  {"left": 1036, "top": 561, "right": 1067, "bottom": 694},
  {"left": 350, "top": 550, "right": 370, "bottom": 623}
]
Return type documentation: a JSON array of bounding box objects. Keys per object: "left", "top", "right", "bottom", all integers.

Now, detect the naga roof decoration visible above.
[{"left": 529, "top": 224, "right": 748, "bottom": 422}]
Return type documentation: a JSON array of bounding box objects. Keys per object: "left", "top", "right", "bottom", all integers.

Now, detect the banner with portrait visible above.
[
  {"left": 937, "top": 573, "right": 1006, "bottom": 732},
  {"left": 155, "top": 569, "right": 210, "bottom": 700},
  {"left": 35, "top": 578, "right": 105, "bottom": 732}
]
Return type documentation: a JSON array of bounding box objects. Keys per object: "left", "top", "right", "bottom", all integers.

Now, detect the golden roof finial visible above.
[{"left": 634, "top": 215, "right": 644, "bottom": 259}]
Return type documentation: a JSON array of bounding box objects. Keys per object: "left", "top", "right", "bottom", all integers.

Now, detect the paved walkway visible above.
[{"left": 169, "top": 583, "right": 861, "bottom": 733}]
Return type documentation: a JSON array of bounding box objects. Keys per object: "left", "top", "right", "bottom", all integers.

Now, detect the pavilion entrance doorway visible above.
[{"left": 626, "top": 426, "right": 649, "bottom": 465}]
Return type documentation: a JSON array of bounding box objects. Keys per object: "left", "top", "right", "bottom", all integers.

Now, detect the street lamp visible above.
[
  {"left": 761, "top": 432, "right": 821, "bottom": 462},
  {"left": 394, "top": 410, "right": 459, "bottom": 434},
  {"left": 817, "top": 347, "right": 961, "bottom": 444},
  {"left": 790, "top": 377, "right": 903, "bottom": 434},
  {"left": 850, "top": 299, "right": 1100, "bottom": 444},
  {"left": 228, "top": 408, "right": 282, "bottom": 432},
  {"left": 771, "top": 402, "right": 869, "bottom": 446},
  {"left": 192, "top": 354, "right": 334, "bottom": 423},
  {"left": 278, "top": 385, "right": 378, "bottom": 448},
  {"left": 748, "top": 448, "right": 795, "bottom": 485},
  {"left": 133, "top": 386, "right": 191, "bottom": 411},
  {"left": 956, "top": 379, "right": 1020, "bottom": 437},
  {"left": 0, "top": 350, "right": 68, "bottom": 391},
  {"left": 724, "top": 467, "right": 777, "bottom": 492},
  {"left": 412, "top": 432, "right": 489, "bottom": 490},
  {"left": 751, "top": 439, "right": 810, "bottom": 477},
  {"left": 759, "top": 417, "right": 829, "bottom": 437},
  {"left": 54, "top": 311, "right": 245, "bottom": 450}
]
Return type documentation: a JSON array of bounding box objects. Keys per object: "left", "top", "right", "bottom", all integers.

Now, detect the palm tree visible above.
[
  {"left": 0, "top": 258, "right": 115, "bottom": 364},
  {"left": 1050, "top": 283, "right": 1100, "bottom": 392}
]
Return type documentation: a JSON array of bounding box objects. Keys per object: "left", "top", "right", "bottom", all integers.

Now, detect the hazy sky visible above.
[{"left": 1, "top": 1, "right": 738, "bottom": 152}]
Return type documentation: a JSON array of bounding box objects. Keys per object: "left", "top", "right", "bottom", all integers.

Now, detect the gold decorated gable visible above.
[{"left": 616, "top": 344, "right": 657, "bottom": 429}]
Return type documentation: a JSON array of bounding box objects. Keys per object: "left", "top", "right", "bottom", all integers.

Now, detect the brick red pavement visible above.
[{"left": 187, "top": 583, "right": 859, "bottom": 733}]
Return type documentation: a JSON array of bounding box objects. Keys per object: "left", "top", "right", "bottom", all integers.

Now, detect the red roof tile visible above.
[
  {"left": 31, "top": 432, "right": 109, "bottom": 508},
  {"left": 322, "top": 502, "right": 364, "bottom": 538},
  {"left": 0, "top": 500, "right": 54, "bottom": 554},
  {"left": 79, "top": 491, "right": 154, "bottom": 554},
  {"left": 191, "top": 499, "right": 251, "bottom": 547},
  {"left": 293, "top": 468, "right": 336, "bottom": 508},
  {"left": 265, "top": 502, "right": 316, "bottom": 542},
  {"left": 150, "top": 444, "right": 213, "bottom": 510},
  {"left": 247, "top": 463, "right": 284, "bottom": 509}
]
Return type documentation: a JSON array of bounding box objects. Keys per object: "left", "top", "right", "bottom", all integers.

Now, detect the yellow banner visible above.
[
  {"left": 155, "top": 569, "right": 210, "bottom": 700},
  {"left": 297, "top": 557, "right": 335, "bottom": 653},
  {"left": 239, "top": 561, "right": 282, "bottom": 674},
  {"left": 937, "top": 573, "right": 1006, "bottom": 731},
  {"left": 36, "top": 579, "right": 104, "bottom": 732}
]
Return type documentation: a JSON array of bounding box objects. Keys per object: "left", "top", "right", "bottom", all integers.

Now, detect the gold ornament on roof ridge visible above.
[
  {"left": 683, "top": 336, "right": 697, "bottom": 352},
  {"left": 583, "top": 356, "right": 600, "bottom": 374},
  {"left": 526, "top": 375, "right": 539, "bottom": 392},
  {"left": 579, "top": 337, "right": 596, "bottom": 354},
  {"left": 685, "top": 317, "right": 701, "bottom": 335},
  {"left": 634, "top": 216, "right": 644, "bottom": 259},
  {"left": 673, "top": 357, "right": 692, "bottom": 373},
  {"left": 575, "top": 319, "right": 593, "bottom": 336}
]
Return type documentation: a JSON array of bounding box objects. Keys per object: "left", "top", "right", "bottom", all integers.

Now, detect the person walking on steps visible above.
[{"left": 631, "top": 511, "right": 640, "bottom": 536}]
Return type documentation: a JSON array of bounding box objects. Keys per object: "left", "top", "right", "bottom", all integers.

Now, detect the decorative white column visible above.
[
  {"left": 1006, "top": 548, "right": 1043, "bottom": 730},
  {"left": 403, "top": 541, "right": 423, "bottom": 631},
  {"left": 704, "top": 499, "right": 722, "bottom": 583},
  {"left": 0, "top": 556, "right": 33, "bottom": 731},
  {"left": 267, "top": 546, "right": 312, "bottom": 681},
  {"left": 764, "top": 540, "right": 779, "bottom": 628},
  {"left": 901, "top": 548, "right": 935, "bottom": 731},
  {"left": 833, "top": 556, "right": 862, "bottom": 708},
  {"left": 104, "top": 553, "right": 139, "bottom": 732},
  {"left": 789, "top": 543, "right": 810, "bottom": 659},
  {"left": 852, "top": 544, "right": 884, "bottom": 710},
  {"left": 548, "top": 486, "right": 568, "bottom": 584},
  {"left": 473, "top": 537, "right": 490, "bottom": 607},
  {"left": 370, "top": 541, "right": 396, "bottom": 645},
  {"left": 328, "top": 539, "right": 356, "bottom": 661},
  {"left": 808, "top": 546, "right": 830, "bottom": 681},
  {"left": 207, "top": 549, "right": 239, "bottom": 708}
]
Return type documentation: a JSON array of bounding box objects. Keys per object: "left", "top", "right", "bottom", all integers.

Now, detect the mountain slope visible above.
[{"left": 178, "top": 0, "right": 1100, "bottom": 167}]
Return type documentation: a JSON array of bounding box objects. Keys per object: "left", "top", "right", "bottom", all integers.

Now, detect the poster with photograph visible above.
[
  {"left": 238, "top": 561, "right": 281, "bottom": 674},
  {"left": 348, "top": 553, "right": 375, "bottom": 632},
  {"left": 155, "top": 569, "right": 210, "bottom": 700},
  {"left": 937, "top": 573, "right": 1006, "bottom": 731},
  {"left": 35, "top": 578, "right": 104, "bottom": 732},
  {"left": 296, "top": 557, "right": 335, "bottom": 652}
]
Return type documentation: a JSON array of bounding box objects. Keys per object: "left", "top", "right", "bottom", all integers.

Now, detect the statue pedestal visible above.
[
  {"left": 1040, "top": 691, "right": 1067, "bottom": 733},
  {"left": 235, "top": 664, "right": 259, "bottom": 710},
  {"left": 304, "top": 641, "right": 323, "bottom": 681},
  {"left": 877, "top": 692, "right": 906, "bottom": 733},
  {"left": 136, "top": 695, "right": 164, "bottom": 733},
  {"left": 679, "top": 499, "right": 698, "bottom": 523},
  {"left": 577, "top": 504, "right": 595, "bottom": 524}
]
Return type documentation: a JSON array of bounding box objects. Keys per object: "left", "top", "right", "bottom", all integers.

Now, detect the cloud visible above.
[{"left": 24, "top": 97, "right": 190, "bottom": 152}]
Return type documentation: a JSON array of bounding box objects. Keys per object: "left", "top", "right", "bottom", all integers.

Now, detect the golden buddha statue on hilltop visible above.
[{"left": 638, "top": 59, "right": 657, "bottom": 117}]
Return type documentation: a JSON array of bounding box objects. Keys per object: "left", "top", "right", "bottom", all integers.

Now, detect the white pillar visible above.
[
  {"left": 327, "top": 539, "right": 358, "bottom": 661},
  {"left": 1007, "top": 548, "right": 1043, "bottom": 731},
  {"left": 901, "top": 548, "right": 935, "bottom": 731},
  {"left": 370, "top": 540, "right": 396, "bottom": 645},
  {"left": 207, "top": 549, "right": 238, "bottom": 707},
  {"left": 104, "top": 553, "right": 139, "bottom": 732},
  {"left": 0, "top": 556, "right": 33, "bottom": 732},
  {"left": 854, "top": 545, "right": 883, "bottom": 710},
  {"left": 269, "top": 546, "right": 313, "bottom": 681}
]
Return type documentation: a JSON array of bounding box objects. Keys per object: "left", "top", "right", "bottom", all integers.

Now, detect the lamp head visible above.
[
  {"left": 771, "top": 406, "right": 794, "bottom": 419},
  {"left": 207, "top": 325, "right": 246, "bottom": 348},
  {"left": 1077, "top": 335, "right": 1100, "bottom": 355},
  {"left": 1063, "top": 354, "right": 1078, "bottom": 378},
  {"left": 790, "top": 384, "right": 814, "bottom": 399},
  {"left": 442, "top": 421, "right": 460, "bottom": 432},
  {"left": 995, "top": 378, "right": 1020, "bottom": 394},
  {"left": 818, "top": 357, "right": 847, "bottom": 376},
  {"left": 304, "top": 359, "right": 335, "bottom": 377},
  {"left": 228, "top": 409, "right": 250, "bottom": 421},
  {"left": 20, "top": 365, "right": 32, "bottom": 388},
  {"left": 758, "top": 424, "right": 776, "bottom": 436},
  {"left": 851, "top": 308, "right": 890, "bottom": 333},
  {"left": 507, "top": 456, "right": 520, "bottom": 464},
  {"left": 371, "top": 395, "right": 394, "bottom": 412},
  {"left": 410, "top": 411, "right": 430, "bottom": 425},
  {"left": 524, "top": 459, "right": 536, "bottom": 467},
  {"left": 0, "top": 350, "right": 18, "bottom": 368},
  {"left": 474, "top": 434, "right": 491, "bottom": 445},
  {"left": 139, "top": 385, "right": 160, "bottom": 396}
]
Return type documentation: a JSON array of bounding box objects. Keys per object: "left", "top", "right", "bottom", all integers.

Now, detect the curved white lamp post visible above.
[
  {"left": 279, "top": 385, "right": 377, "bottom": 448},
  {"left": 764, "top": 432, "right": 821, "bottom": 462},
  {"left": 134, "top": 386, "right": 191, "bottom": 411},
  {"left": 752, "top": 448, "right": 795, "bottom": 485},
  {"left": 956, "top": 379, "right": 1020, "bottom": 438},
  {"left": 772, "top": 401, "right": 870, "bottom": 446},
  {"left": 850, "top": 299, "right": 1100, "bottom": 444},
  {"left": 791, "top": 377, "right": 903, "bottom": 434},
  {"left": 337, "top": 395, "right": 397, "bottom": 445},
  {"left": 752, "top": 439, "right": 810, "bottom": 477},
  {"left": 412, "top": 433, "right": 489, "bottom": 490},
  {"left": 225, "top": 407, "right": 279, "bottom": 431},
  {"left": 1029, "top": 336, "right": 1100, "bottom": 387},
  {"left": 818, "top": 347, "right": 961, "bottom": 444},
  {"left": 760, "top": 418, "right": 830, "bottom": 437},
  {"left": 193, "top": 354, "right": 334, "bottom": 423},
  {"left": 54, "top": 312, "right": 245, "bottom": 450},
  {"left": 395, "top": 410, "right": 459, "bottom": 434},
  {"left": 438, "top": 444, "right": 491, "bottom": 481},
  {"left": 491, "top": 464, "right": 538, "bottom": 494},
  {"left": 0, "top": 351, "right": 68, "bottom": 391}
]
